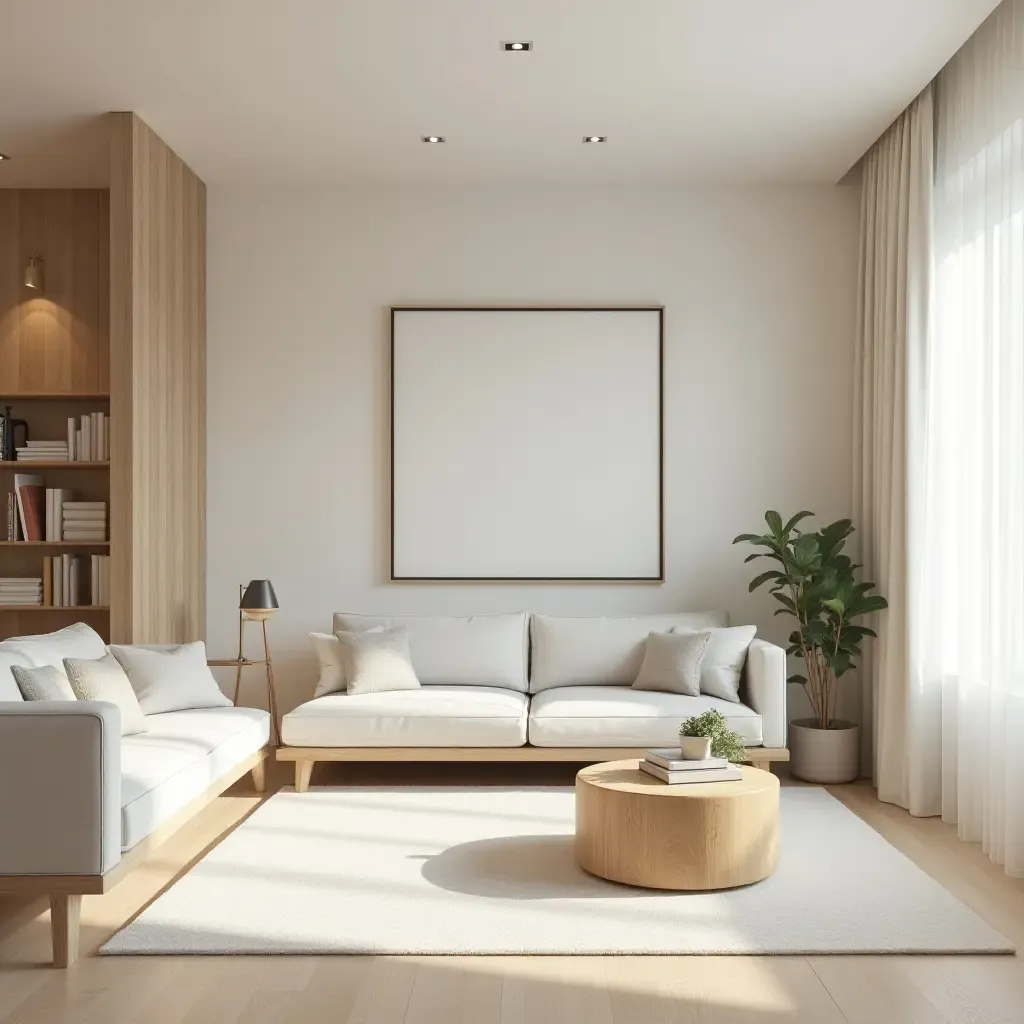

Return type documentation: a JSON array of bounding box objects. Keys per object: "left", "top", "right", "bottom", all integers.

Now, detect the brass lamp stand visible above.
[{"left": 208, "top": 580, "right": 280, "bottom": 745}]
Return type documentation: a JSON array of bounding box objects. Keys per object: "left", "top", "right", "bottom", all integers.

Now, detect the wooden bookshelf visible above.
[
  {"left": 0, "top": 542, "right": 110, "bottom": 548},
  {"left": 0, "top": 605, "right": 108, "bottom": 612}
]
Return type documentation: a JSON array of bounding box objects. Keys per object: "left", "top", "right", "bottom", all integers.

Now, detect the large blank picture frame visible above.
[{"left": 390, "top": 307, "right": 663, "bottom": 581}]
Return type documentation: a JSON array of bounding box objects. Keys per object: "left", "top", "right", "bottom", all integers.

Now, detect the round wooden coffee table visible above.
[{"left": 575, "top": 760, "right": 779, "bottom": 890}]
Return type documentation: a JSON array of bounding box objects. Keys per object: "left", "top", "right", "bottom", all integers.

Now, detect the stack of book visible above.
[
  {"left": 90, "top": 553, "right": 110, "bottom": 606},
  {"left": 0, "top": 576, "right": 43, "bottom": 606},
  {"left": 68, "top": 413, "right": 109, "bottom": 462},
  {"left": 62, "top": 501, "right": 107, "bottom": 542},
  {"left": 45, "top": 488, "right": 74, "bottom": 541},
  {"left": 639, "top": 749, "right": 743, "bottom": 784},
  {"left": 42, "top": 554, "right": 89, "bottom": 607},
  {"left": 15, "top": 439, "right": 70, "bottom": 462}
]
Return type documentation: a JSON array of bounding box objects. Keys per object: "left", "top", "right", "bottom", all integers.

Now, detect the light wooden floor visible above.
[{"left": 1, "top": 760, "right": 1023, "bottom": 1024}]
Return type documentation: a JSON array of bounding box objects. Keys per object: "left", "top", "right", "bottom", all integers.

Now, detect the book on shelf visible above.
[
  {"left": 6, "top": 491, "right": 17, "bottom": 540},
  {"left": 14, "top": 474, "right": 45, "bottom": 541},
  {"left": 67, "top": 412, "right": 109, "bottom": 462},
  {"left": 41, "top": 554, "right": 107, "bottom": 607},
  {"left": 45, "top": 488, "right": 74, "bottom": 541},
  {"left": 644, "top": 749, "right": 729, "bottom": 772},
  {"left": 90, "top": 554, "right": 110, "bottom": 606},
  {"left": 639, "top": 761, "right": 743, "bottom": 785},
  {"left": 0, "top": 576, "right": 43, "bottom": 606}
]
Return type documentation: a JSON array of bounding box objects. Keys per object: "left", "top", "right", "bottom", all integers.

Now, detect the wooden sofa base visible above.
[
  {"left": 276, "top": 746, "right": 791, "bottom": 793},
  {"left": 0, "top": 746, "right": 270, "bottom": 967}
]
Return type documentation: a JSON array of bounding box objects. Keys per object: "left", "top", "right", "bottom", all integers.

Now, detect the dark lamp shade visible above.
[{"left": 240, "top": 579, "right": 279, "bottom": 611}]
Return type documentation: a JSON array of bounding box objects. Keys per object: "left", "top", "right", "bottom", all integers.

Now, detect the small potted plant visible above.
[
  {"left": 734, "top": 511, "right": 887, "bottom": 783},
  {"left": 679, "top": 709, "right": 747, "bottom": 762}
]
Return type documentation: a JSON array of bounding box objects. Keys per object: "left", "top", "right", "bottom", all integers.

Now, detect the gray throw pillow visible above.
[
  {"left": 631, "top": 631, "right": 710, "bottom": 696},
  {"left": 11, "top": 663, "right": 78, "bottom": 702},
  {"left": 336, "top": 626, "right": 421, "bottom": 696},
  {"left": 108, "top": 641, "right": 233, "bottom": 715},
  {"left": 673, "top": 625, "right": 757, "bottom": 703},
  {"left": 64, "top": 653, "right": 147, "bottom": 736}
]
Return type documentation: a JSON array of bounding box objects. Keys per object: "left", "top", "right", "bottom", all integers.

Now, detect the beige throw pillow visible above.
[
  {"left": 631, "top": 631, "right": 710, "bottom": 696},
  {"left": 673, "top": 625, "right": 757, "bottom": 703},
  {"left": 11, "top": 663, "right": 77, "bottom": 702},
  {"left": 336, "top": 626, "right": 421, "bottom": 696},
  {"left": 64, "top": 653, "right": 148, "bottom": 736}
]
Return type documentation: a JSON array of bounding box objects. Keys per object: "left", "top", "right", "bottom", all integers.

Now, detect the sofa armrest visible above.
[
  {"left": 0, "top": 702, "right": 122, "bottom": 877},
  {"left": 741, "top": 640, "right": 788, "bottom": 748}
]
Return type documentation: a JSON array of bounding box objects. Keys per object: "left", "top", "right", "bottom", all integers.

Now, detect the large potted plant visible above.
[{"left": 734, "top": 511, "right": 887, "bottom": 783}]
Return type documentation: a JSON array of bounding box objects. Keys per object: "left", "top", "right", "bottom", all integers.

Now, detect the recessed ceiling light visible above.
[
  {"left": 502, "top": 41, "right": 533, "bottom": 51},
  {"left": 422, "top": 136, "right": 446, "bottom": 144},
  {"left": 583, "top": 136, "right": 607, "bottom": 143}
]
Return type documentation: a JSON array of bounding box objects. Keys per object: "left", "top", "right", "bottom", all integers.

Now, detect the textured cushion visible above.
[
  {"left": 529, "top": 612, "right": 729, "bottom": 692},
  {"left": 0, "top": 621, "right": 107, "bottom": 672},
  {"left": 337, "top": 627, "right": 421, "bottom": 696},
  {"left": 527, "top": 685, "right": 763, "bottom": 747},
  {"left": 675, "top": 624, "right": 758, "bottom": 703},
  {"left": 109, "top": 641, "right": 233, "bottom": 715},
  {"left": 64, "top": 653, "right": 147, "bottom": 736},
  {"left": 333, "top": 612, "right": 528, "bottom": 691},
  {"left": 0, "top": 652, "right": 30, "bottom": 701},
  {"left": 120, "top": 707, "right": 270, "bottom": 850},
  {"left": 12, "top": 664, "right": 77, "bottom": 702},
  {"left": 281, "top": 686, "right": 529, "bottom": 747},
  {"left": 632, "top": 631, "right": 710, "bottom": 696}
]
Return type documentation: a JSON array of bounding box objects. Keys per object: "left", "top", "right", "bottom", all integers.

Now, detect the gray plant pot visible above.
[
  {"left": 679, "top": 735, "right": 712, "bottom": 760},
  {"left": 789, "top": 719, "right": 860, "bottom": 783}
]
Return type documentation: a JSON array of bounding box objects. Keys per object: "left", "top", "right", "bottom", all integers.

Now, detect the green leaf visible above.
[
  {"left": 764, "top": 510, "right": 783, "bottom": 535},
  {"left": 749, "top": 570, "right": 784, "bottom": 592},
  {"left": 822, "top": 598, "right": 845, "bottom": 616},
  {"left": 783, "top": 510, "right": 814, "bottom": 534},
  {"left": 787, "top": 673, "right": 808, "bottom": 685}
]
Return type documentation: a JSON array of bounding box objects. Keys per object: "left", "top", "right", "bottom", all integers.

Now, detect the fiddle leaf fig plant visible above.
[{"left": 733, "top": 511, "right": 888, "bottom": 730}]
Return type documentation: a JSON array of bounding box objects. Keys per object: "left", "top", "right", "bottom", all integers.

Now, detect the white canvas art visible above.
[{"left": 390, "top": 308, "right": 663, "bottom": 580}]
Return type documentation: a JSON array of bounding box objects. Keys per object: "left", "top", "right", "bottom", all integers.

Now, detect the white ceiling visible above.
[{"left": 0, "top": 0, "right": 1001, "bottom": 187}]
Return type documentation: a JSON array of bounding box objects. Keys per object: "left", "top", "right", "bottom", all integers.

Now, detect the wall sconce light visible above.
[{"left": 24, "top": 254, "right": 44, "bottom": 292}]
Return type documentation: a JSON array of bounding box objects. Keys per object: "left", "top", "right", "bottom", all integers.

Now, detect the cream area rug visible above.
[{"left": 101, "top": 786, "right": 1013, "bottom": 956}]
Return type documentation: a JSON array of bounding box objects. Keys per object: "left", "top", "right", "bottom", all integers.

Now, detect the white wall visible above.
[{"left": 206, "top": 185, "right": 860, "bottom": 716}]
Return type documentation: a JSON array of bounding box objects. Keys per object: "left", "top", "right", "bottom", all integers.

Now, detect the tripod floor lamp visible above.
[{"left": 208, "top": 580, "right": 281, "bottom": 745}]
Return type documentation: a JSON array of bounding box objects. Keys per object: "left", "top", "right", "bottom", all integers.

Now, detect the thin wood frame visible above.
[{"left": 389, "top": 306, "right": 665, "bottom": 582}]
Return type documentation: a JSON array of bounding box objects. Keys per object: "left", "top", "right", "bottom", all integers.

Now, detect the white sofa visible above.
[
  {"left": 278, "top": 612, "right": 788, "bottom": 789},
  {"left": 0, "top": 624, "right": 271, "bottom": 966}
]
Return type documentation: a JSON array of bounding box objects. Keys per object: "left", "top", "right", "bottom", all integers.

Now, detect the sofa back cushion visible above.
[
  {"left": 332, "top": 612, "right": 528, "bottom": 692},
  {"left": 0, "top": 622, "right": 107, "bottom": 678},
  {"left": 529, "top": 612, "right": 729, "bottom": 692}
]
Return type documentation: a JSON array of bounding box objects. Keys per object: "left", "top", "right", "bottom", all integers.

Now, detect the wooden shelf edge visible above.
[
  {"left": 0, "top": 541, "right": 109, "bottom": 548},
  {"left": 0, "top": 461, "right": 109, "bottom": 470},
  {"left": 0, "top": 393, "right": 110, "bottom": 400},
  {"left": 0, "top": 606, "right": 109, "bottom": 612}
]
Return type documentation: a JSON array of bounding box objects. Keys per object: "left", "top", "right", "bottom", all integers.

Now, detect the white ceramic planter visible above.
[
  {"left": 789, "top": 719, "right": 860, "bottom": 783},
  {"left": 678, "top": 735, "right": 713, "bottom": 760}
]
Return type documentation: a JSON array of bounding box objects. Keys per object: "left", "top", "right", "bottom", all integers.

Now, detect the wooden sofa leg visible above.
[
  {"left": 251, "top": 757, "right": 267, "bottom": 793},
  {"left": 751, "top": 759, "right": 770, "bottom": 773},
  {"left": 50, "top": 894, "right": 82, "bottom": 968},
  {"left": 295, "top": 759, "right": 314, "bottom": 793}
]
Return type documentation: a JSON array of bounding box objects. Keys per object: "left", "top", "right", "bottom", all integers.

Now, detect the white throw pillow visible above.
[
  {"left": 64, "top": 653, "right": 148, "bottom": 736},
  {"left": 0, "top": 651, "right": 31, "bottom": 701},
  {"left": 336, "top": 627, "right": 421, "bottom": 696},
  {"left": 0, "top": 621, "right": 108, "bottom": 673},
  {"left": 109, "top": 641, "right": 233, "bottom": 715},
  {"left": 12, "top": 664, "right": 78, "bottom": 702},
  {"left": 673, "top": 625, "right": 757, "bottom": 703},
  {"left": 631, "top": 631, "right": 710, "bottom": 696},
  {"left": 310, "top": 626, "right": 384, "bottom": 697}
]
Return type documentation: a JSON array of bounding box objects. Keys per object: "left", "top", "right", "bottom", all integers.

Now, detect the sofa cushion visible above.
[
  {"left": 332, "top": 613, "right": 528, "bottom": 692},
  {"left": 0, "top": 622, "right": 107, "bottom": 674},
  {"left": 0, "top": 651, "right": 27, "bottom": 701},
  {"left": 110, "top": 641, "right": 233, "bottom": 715},
  {"left": 529, "top": 612, "right": 729, "bottom": 692},
  {"left": 119, "top": 706, "right": 270, "bottom": 850},
  {"left": 527, "top": 685, "right": 763, "bottom": 747},
  {"left": 281, "top": 686, "right": 528, "bottom": 747}
]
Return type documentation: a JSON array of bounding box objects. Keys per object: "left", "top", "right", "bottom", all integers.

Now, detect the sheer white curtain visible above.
[{"left": 920, "top": 0, "right": 1024, "bottom": 873}]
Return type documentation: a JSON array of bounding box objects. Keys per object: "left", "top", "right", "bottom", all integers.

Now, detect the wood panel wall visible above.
[
  {"left": 109, "top": 112, "right": 206, "bottom": 644},
  {"left": 0, "top": 190, "right": 110, "bottom": 394}
]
